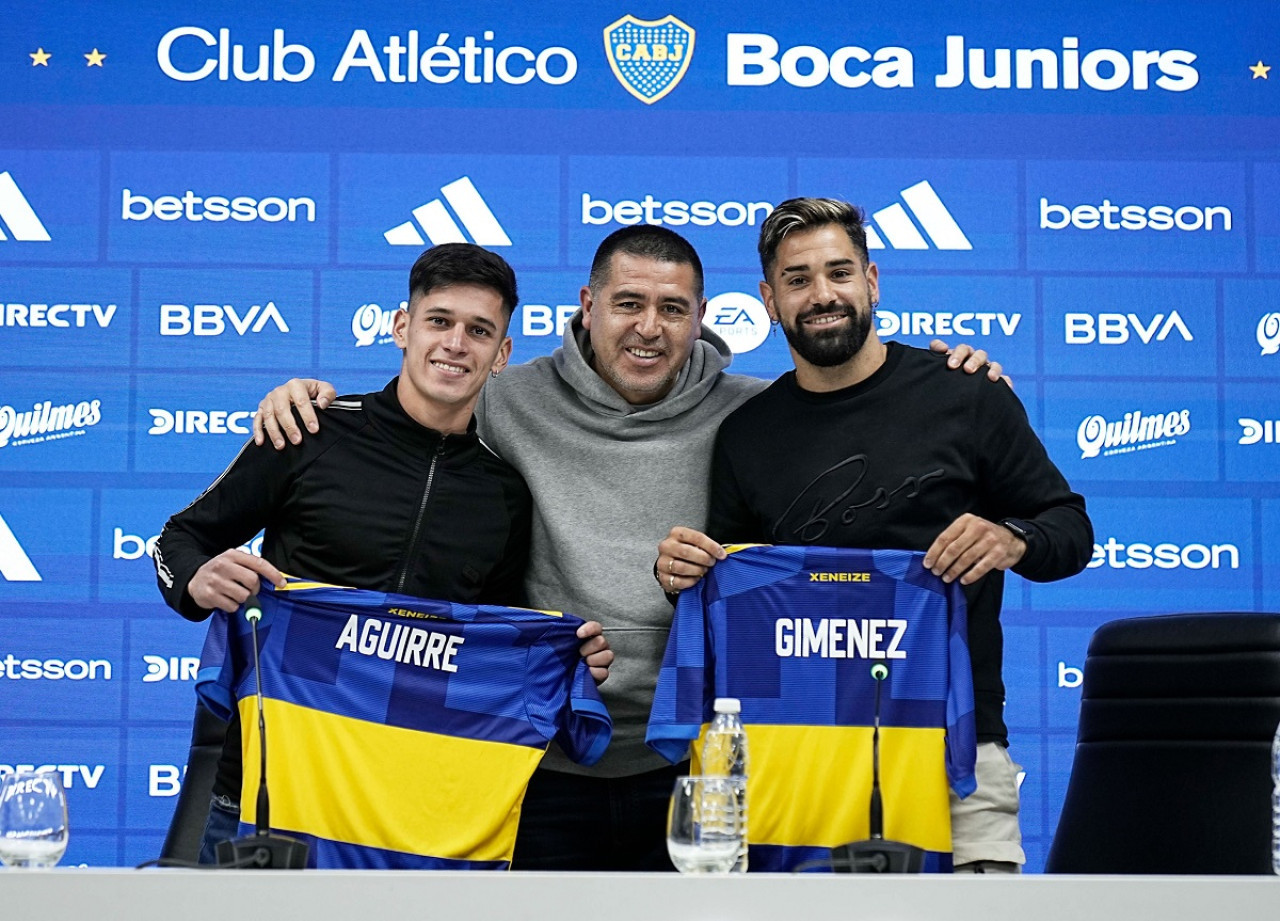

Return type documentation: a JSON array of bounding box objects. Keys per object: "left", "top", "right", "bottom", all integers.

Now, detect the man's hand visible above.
[
  {"left": 924, "top": 514, "right": 1027, "bottom": 585},
  {"left": 577, "top": 621, "right": 614, "bottom": 685},
  {"left": 929, "top": 340, "right": 1010, "bottom": 387},
  {"left": 655, "top": 527, "right": 727, "bottom": 594},
  {"left": 187, "top": 550, "right": 286, "bottom": 613},
  {"left": 252, "top": 379, "right": 339, "bottom": 450}
]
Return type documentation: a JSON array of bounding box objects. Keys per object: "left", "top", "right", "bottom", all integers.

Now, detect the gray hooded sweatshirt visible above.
[{"left": 476, "top": 311, "right": 767, "bottom": 776}]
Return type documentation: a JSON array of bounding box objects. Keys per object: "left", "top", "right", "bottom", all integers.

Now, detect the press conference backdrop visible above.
[{"left": 1, "top": 0, "right": 1278, "bottom": 871}]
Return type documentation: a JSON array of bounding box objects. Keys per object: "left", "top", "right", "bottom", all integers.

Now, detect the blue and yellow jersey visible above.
[
  {"left": 646, "top": 545, "right": 976, "bottom": 872},
  {"left": 196, "top": 577, "right": 611, "bottom": 870}
]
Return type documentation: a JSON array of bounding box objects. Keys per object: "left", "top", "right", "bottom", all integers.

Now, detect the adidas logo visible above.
[
  {"left": 0, "top": 512, "right": 41, "bottom": 582},
  {"left": 865, "top": 180, "right": 971, "bottom": 251},
  {"left": 384, "top": 177, "right": 512, "bottom": 247},
  {"left": 0, "top": 172, "right": 51, "bottom": 242}
]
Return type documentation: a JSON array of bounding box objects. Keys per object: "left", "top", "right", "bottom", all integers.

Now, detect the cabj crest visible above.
[{"left": 603, "top": 14, "right": 696, "bottom": 105}]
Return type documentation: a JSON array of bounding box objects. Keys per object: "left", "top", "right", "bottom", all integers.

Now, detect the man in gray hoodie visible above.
[{"left": 253, "top": 225, "right": 999, "bottom": 870}]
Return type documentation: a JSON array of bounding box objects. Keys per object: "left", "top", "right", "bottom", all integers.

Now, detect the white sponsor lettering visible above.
[
  {"left": 1257, "top": 312, "right": 1280, "bottom": 356},
  {"left": 520, "top": 304, "right": 578, "bottom": 338},
  {"left": 0, "top": 765, "right": 105, "bottom": 789},
  {"left": 142, "top": 655, "right": 200, "bottom": 682},
  {"left": 582, "top": 193, "right": 772, "bottom": 228},
  {"left": 149, "top": 764, "right": 187, "bottom": 797},
  {"left": 0, "top": 655, "right": 112, "bottom": 680},
  {"left": 877, "top": 311, "right": 1021, "bottom": 337},
  {"left": 352, "top": 302, "right": 406, "bottom": 346},
  {"left": 727, "top": 34, "right": 913, "bottom": 88},
  {"left": 114, "top": 529, "right": 262, "bottom": 561},
  {"left": 159, "top": 302, "right": 289, "bottom": 336},
  {"left": 157, "top": 26, "right": 315, "bottom": 82},
  {"left": 333, "top": 30, "right": 576, "bottom": 85},
  {"left": 935, "top": 35, "right": 1198, "bottom": 91},
  {"left": 2, "top": 303, "right": 117, "bottom": 328},
  {"left": 1239, "top": 418, "right": 1280, "bottom": 445},
  {"left": 0, "top": 399, "right": 102, "bottom": 448},
  {"left": 1089, "top": 537, "right": 1239, "bottom": 570},
  {"left": 1057, "top": 661, "right": 1083, "bottom": 688},
  {"left": 1077, "top": 409, "right": 1190, "bottom": 458},
  {"left": 147, "top": 409, "right": 255, "bottom": 435},
  {"left": 0, "top": 512, "right": 41, "bottom": 582},
  {"left": 122, "top": 189, "right": 315, "bottom": 223},
  {"left": 335, "top": 614, "right": 463, "bottom": 672},
  {"left": 1040, "top": 197, "right": 1231, "bottom": 232},
  {"left": 774, "top": 618, "right": 908, "bottom": 659},
  {"left": 1064, "top": 311, "right": 1193, "bottom": 344}
]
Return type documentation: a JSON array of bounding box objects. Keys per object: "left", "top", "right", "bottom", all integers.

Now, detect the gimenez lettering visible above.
[{"left": 775, "top": 617, "right": 907, "bottom": 659}]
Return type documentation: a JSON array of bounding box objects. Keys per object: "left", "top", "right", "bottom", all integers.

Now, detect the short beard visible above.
[{"left": 781, "top": 302, "right": 873, "bottom": 367}]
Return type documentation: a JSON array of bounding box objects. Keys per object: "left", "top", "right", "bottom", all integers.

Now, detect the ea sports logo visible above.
[{"left": 707, "top": 292, "right": 770, "bottom": 354}]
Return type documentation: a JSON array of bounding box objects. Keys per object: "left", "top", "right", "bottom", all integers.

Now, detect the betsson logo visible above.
[
  {"left": 1076, "top": 409, "right": 1190, "bottom": 458},
  {"left": 1064, "top": 311, "right": 1192, "bottom": 345},
  {"left": 122, "top": 189, "right": 315, "bottom": 223},
  {"left": 1088, "top": 537, "right": 1238, "bottom": 570},
  {"left": 1257, "top": 313, "right": 1280, "bottom": 356},
  {"left": 725, "top": 34, "right": 1198, "bottom": 91},
  {"left": 0, "top": 655, "right": 111, "bottom": 680},
  {"left": 0, "top": 399, "right": 101, "bottom": 449},
  {"left": 114, "top": 528, "right": 262, "bottom": 561},
  {"left": 1039, "top": 198, "right": 1231, "bottom": 232}
]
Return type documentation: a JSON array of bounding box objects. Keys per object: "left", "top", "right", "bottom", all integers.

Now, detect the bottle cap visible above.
[{"left": 713, "top": 697, "right": 741, "bottom": 714}]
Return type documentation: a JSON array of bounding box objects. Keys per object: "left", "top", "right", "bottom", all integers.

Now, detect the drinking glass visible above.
[
  {"left": 666, "top": 775, "right": 742, "bottom": 874},
  {"left": 0, "top": 771, "right": 69, "bottom": 869}
]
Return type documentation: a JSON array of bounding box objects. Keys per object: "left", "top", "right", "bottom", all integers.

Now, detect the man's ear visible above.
[
  {"left": 759, "top": 280, "right": 777, "bottom": 322},
  {"left": 579, "top": 285, "right": 594, "bottom": 330}
]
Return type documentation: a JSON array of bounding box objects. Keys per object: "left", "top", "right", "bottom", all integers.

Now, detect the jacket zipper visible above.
[{"left": 396, "top": 438, "right": 446, "bottom": 593}]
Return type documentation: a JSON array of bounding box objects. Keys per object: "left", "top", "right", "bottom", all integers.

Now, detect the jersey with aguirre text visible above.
[{"left": 197, "top": 577, "right": 611, "bottom": 870}]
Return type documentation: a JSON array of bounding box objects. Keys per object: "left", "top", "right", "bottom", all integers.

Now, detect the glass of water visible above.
[
  {"left": 666, "top": 775, "right": 742, "bottom": 874},
  {"left": 0, "top": 771, "right": 69, "bottom": 869}
]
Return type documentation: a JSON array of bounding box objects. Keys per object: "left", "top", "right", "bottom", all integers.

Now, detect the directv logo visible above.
[
  {"left": 865, "top": 181, "right": 971, "bottom": 251},
  {"left": 0, "top": 172, "right": 51, "bottom": 242},
  {"left": 384, "top": 177, "right": 511, "bottom": 247}
]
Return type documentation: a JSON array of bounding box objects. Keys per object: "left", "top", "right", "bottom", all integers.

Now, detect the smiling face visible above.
[
  {"left": 580, "top": 252, "right": 706, "bottom": 405},
  {"left": 760, "top": 223, "right": 882, "bottom": 381},
  {"left": 393, "top": 282, "right": 512, "bottom": 434}
]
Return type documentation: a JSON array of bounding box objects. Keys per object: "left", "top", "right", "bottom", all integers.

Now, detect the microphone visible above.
[
  {"left": 830, "top": 663, "right": 925, "bottom": 873},
  {"left": 215, "top": 593, "right": 309, "bottom": 869}
]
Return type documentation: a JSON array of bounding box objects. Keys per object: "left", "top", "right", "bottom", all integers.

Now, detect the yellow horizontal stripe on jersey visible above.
[
  {"left": 239, "top": 697, "right": 544, "bottom": 863},
  {"left": 694, "top": 723, "right": 952, "bottom": 853}
]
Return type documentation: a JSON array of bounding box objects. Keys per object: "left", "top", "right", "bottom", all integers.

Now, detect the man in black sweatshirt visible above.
[{"left": 658, "top": 197, "right": 1092, "bottom": 873}]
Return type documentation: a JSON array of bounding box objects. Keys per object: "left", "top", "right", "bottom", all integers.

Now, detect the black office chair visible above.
[
  {"left": 158, "top": 701, "right": 229, "bottom": 864},
  {"left": 1045, "top": 612, "right": 1280, "bottom": 874}
]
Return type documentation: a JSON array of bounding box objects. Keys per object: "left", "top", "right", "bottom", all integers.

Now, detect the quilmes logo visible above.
[
  {"left": 0, "top": 171, "right": 51, "bottom": 242},
  {"left": 0, "top": 512, "right": 41, "bottom": 582},
  {"left": 1077, "top": 408, "right": 1191, "bottom": 458},
  {"left": 384, "top": 177, "right": 510, "bottom": 247},
  {"left": 1039, "top": 197, "right": 1232, "bottom": 232},
  {"left": 147, "top": 408, "right": 256, "bottom": 435},
  {"left": 865, "top": 181, "right": 971, "bottom": 251},
  {"left": 159, "top": 301, "right": 289, "bottom": 336},
  {"left": 1239, "top": 418, "right": 1280, "bottom": 445},
  {"left": 1064, "top": 311, "right": 1193, "bottom": 345},
  {"left": 603, "top": 14, "right": 695, "bottom": 104},
  {"left": 1257, "top": 312, "right": 1280, "bottom": 356},
  {"left": 351, "top": 301, "right": 406, "bottom": 347},
  {"left": 707, "top": 292, "right": 770, "bottom": 354},
  {"left": 0, "top": 398, "right": 102, "bottom": 448}
]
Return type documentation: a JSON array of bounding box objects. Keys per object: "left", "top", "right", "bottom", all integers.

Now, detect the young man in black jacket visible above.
[{"left": 155, "top": 243, "right": 611, "bottom": 862}]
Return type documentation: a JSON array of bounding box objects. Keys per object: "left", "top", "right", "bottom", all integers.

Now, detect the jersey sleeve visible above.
[
  {"left": 524, "top": 619, "right": 612, "bottom": 766},
  {"left": 645, "top": 587, "right": 715, "bottom": 763},
  {"left": 194, "top": 609, "right": 238, "bottom": 722},
  {"left": 943, "top": 579, "right": 978, "bottom": 799},
  {"left": 554, "top": 658, "right": 612, "bottom": 766}
]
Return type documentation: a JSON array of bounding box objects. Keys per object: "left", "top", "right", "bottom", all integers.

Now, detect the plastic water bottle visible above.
[
  {"left": 1272, "top": 718, "right": 1280, "bottom": 874},
  {"left": 702, "top": 697, "right": 749, "bottom": 872}
]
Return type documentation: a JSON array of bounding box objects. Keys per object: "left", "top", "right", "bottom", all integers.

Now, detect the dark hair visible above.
[
  {"left": 588, "top": 225, "right": 704, "bottom": 301},
  {"left": 408, "top": 243, "right": 518, "bottom": 315},
  {"left": 757, "top": 198, "right": 870, "bottom": 278}
]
